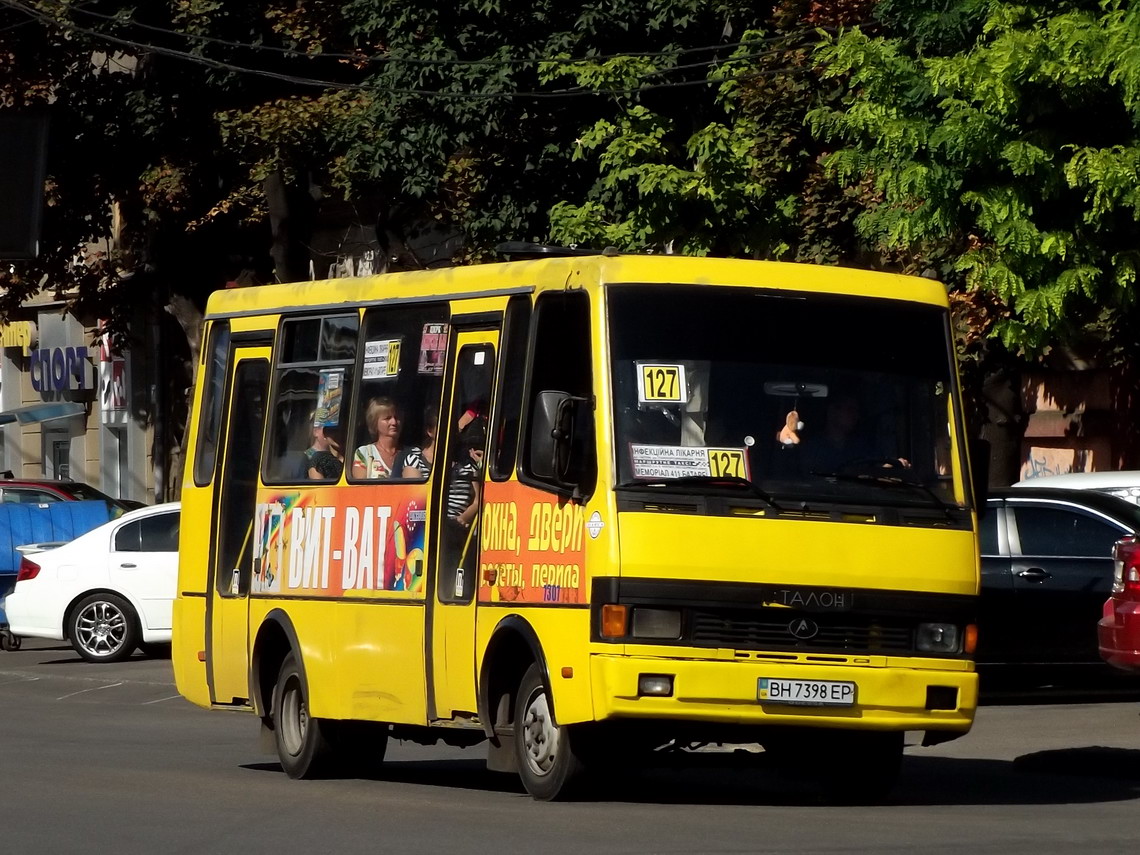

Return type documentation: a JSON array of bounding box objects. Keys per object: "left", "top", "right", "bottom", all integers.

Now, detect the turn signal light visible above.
[
  {"left": 963, "top": 623, "right": 978, "bottom": 655},
  {"left": 600, "top": 604, "right": 628, "bottom": 638},
  {"left": 16, "top": 557, "right": 40, "bottom": 582}
]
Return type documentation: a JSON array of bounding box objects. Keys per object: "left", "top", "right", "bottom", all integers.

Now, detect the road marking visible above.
[
  {"left": 56, "top": 681, "right": 124, "bottom": 700},
  {"left": 142, "top": 694, "right": 183, "bottom": 705},
  {"left": 0, "top": 675, "right": 40, "bottom": 686}
]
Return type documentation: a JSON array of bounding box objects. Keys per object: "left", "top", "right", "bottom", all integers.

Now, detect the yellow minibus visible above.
[{"left": 173, "top": 249, "right": 982, "bottom": 801}]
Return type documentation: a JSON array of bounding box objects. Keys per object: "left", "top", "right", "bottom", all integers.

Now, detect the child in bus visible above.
[{"left": 306, "top": 420, "right": 344, "bottom": 480}]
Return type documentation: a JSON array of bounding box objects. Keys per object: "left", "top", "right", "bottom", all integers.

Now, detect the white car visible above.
[
  {"left": 3, "top": 502, "right": 180, "bottom": 662},
  {"left": 1014, "top": 471, "right": 1140, "bottom": 506}
]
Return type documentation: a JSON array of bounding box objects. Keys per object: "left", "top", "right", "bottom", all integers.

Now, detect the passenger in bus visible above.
[
  {"left": 306, "top": 420, "right": 344, "bottom": 481},
  {"left": 401, "top": 403, "right": 438, "bottom": 480},
  {"left": 352, "top": 396, "right": 406, "bottom": 479},
  {"left": 447, "top": 417, "right": 486, "bottom": 530}
]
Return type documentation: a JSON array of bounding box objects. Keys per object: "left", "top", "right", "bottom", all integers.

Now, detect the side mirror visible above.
[
  {"left": 969, "top": 438, "right": 990, "bottom": 515},
  {"left": 530, "top": 390, "right": 591, "bottom": 487}
]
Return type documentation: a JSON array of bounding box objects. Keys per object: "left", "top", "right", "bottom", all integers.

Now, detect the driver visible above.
[{"left": 802, "top": 393, "right": 878, "bottom": 473}]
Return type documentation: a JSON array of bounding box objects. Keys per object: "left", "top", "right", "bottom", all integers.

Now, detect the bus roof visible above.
[{"left": 204, "top": 254, "right": 950, "bottom": 320}]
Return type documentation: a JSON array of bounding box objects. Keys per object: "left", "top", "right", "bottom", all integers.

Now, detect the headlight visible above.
[
  {"left": 916, "top": 622, "right": 960, "bottom": 653},
  {"left": 631, "top": 608, "right": 682, "bottom": 640}
]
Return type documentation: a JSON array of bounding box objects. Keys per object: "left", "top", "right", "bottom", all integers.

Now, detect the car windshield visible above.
[{"left": 608, "top": 284, "right": 969, "bottom": 511}]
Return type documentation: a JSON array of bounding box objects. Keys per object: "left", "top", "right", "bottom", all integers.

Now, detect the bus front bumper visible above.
[{"left": 589, "top": 653, "right": 977, "bottom": 734}]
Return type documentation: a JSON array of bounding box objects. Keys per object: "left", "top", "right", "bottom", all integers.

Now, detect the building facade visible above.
[{"left": 0, "top": 298, "right": 155, "bottom": 503}]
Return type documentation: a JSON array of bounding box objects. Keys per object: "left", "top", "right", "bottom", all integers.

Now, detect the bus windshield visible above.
[{"left": 608, "top": 284, "right": 968, "bottom": 510}]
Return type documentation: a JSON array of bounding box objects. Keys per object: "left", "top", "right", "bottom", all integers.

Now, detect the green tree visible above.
[
  {"left": 0, "top": 0, "right": 783, "bottom": 489},
  {"left": 810, "top": 0, "right": 1140, "bottom": 360},
  {"left": 545, "top": 1, "right": 876, "bottom": 261}
]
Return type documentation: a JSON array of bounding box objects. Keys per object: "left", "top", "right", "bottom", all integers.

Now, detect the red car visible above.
[
  {"left": 0, "top": 472, "right": 143, "bottom": 513},
  {"left": 1098, "top": 536, "right": 1140, "bottom": 670}
]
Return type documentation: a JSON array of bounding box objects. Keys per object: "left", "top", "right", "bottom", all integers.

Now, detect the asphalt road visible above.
[{"left": 3, "top": 639, "right": 1140, "bottom": 855}]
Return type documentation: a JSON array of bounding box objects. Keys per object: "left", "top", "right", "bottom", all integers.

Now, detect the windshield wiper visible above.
[
  {"left": 810, "top": 470, "right": 957, "bottom": 519},
  {"left": 617, "top": 475, "right": 782, "bottom": 511}
]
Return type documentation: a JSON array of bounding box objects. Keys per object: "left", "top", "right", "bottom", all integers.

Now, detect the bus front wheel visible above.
[
  {"left": 272, "top": 652, "right": 336, "bottom": 779},
  {"left": 514, "top": 662, "right": 587, "bottom": 800}
]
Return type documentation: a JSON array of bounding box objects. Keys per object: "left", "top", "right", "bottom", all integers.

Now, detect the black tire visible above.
[
  {"left": 513, "top": 662, "right": 587, "bottom": 800},
  {"left": 271, "top": 652, "right": 338, "bottom": 779},
  {"left": 0, "top": 629, "right": 20, "bottom": 651},
  {"left": 68, "top": 592, "right": 140, "bottom": 663}
]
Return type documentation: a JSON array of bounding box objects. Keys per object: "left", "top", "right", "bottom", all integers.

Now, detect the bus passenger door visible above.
[
  {"left": 429, "top": 331, "right": 498, "bottom": 720},
  {"left": 208, "top": 346, "right": 270, "bottom": 705}
]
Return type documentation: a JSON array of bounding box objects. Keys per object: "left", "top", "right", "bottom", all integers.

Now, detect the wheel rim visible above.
[
  {"left": 280, "top": 675, "right": 308, "bottom": 757},
  {"left": 521, "top": 685, "right": 559, "bottom": 777},
  {"left": 75, "top": 600, "right": 127, "bottom": 657}
]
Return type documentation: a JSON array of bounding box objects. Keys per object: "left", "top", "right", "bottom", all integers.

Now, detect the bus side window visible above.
[
  {"left": 349, "top": 304, "right": 449, "bottom": 483},
  {"left": 193, "top": 321, "right": 231, "bottom": 487},
  {"left": 490, "top": 295, "right": 531, "bottom": 481},
  {"left": 521, "top": 291, "right": 595, "bottom": 494},
  {"left": 263, "top": 314, "right": 358, "bottom": 484}
]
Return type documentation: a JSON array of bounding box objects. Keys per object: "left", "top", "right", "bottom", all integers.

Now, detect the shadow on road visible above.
[
  {"left": 242, "top": 745, "right": 1140, "bottom": 807},
  {"left": 979, "top": 668, "right": 1140, "bottom": 705},
  {"left": 2, "top": 641, "right": 168, "bottom": 667}
]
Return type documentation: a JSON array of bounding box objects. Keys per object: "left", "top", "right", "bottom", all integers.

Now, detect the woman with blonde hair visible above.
[{"left": 352, "top": 396, "right": 405, "bottom": 479}]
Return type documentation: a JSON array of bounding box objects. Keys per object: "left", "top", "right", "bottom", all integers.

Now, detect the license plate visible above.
[{"left": 758, "top": 678, "right": 856, "bottom": 706}]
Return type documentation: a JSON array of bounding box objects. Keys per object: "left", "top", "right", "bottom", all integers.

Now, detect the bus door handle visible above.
[
  {"left": 119, "top": 562, "right": 137, "bottom": 569},
  {"left": 1017, "top": 567, "right": 1051, "bottom": 582}
]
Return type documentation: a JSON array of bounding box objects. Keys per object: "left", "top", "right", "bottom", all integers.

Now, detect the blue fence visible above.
[{"left": 0, "top": 501, "right": 114, "bottom": 627}]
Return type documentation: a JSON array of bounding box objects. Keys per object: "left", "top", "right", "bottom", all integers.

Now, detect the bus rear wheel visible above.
[
  {"left": 514, "top": 662, "right": 587, "bottom": 800},
  {"left": 272, "top": 652, "right": 337, "bottom": 779}
]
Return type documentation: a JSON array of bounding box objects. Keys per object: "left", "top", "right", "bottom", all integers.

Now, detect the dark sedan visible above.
[{"left": 977, "top": 486, "right": 1140, "bottom": 674}]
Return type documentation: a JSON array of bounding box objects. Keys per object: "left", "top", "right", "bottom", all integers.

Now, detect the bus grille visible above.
[{"left": 690, "top": 608, "right": 915, "bottom": 655}]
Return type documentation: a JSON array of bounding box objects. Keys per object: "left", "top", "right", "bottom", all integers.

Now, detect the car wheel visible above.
[
  {"left": 513, "top": 662, "right": 588, "bottom": 800},
  {"left": 69, "top": 593, "right": 140, "bottom": 663},
  {"left": 272, "top": 652, "right": 338, "bottom": 779}
]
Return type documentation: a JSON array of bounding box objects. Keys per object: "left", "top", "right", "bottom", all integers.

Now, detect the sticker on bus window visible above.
[
  {"left": 637, "top": 363, "right": 687, "bottom": 404},
  {"left": 363, "top": 338, "right": 401, "bottom": 379},
  {"left": 418, "top": 323, "right": 449, "bottom": 375},
  {"left": 314, "top": 369, "right": 343, "bottom": 427},
  {"left": 629, "top": 444, "right": 750, "bottom": 481}
]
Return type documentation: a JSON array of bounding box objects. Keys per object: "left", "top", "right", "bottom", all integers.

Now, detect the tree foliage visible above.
[
  {"left": 1, "top": 0, "right": 790, "bottom": 306},
  {"left": 547, "top": 1, "right": 876, "bottom": 262},
  {"left": 810, "top": 0, "right": 1140, "bottom": 360},
  {"left": 3, "top": 0, "right": 1139, "bottom": 410}
]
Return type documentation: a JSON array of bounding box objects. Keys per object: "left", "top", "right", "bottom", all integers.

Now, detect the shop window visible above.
[
  {"left": 264, "top": 314, "right": 358, "bottom": 484},
  {"left": 348, "top": 304, "right": 449, "bottom": 483}
]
